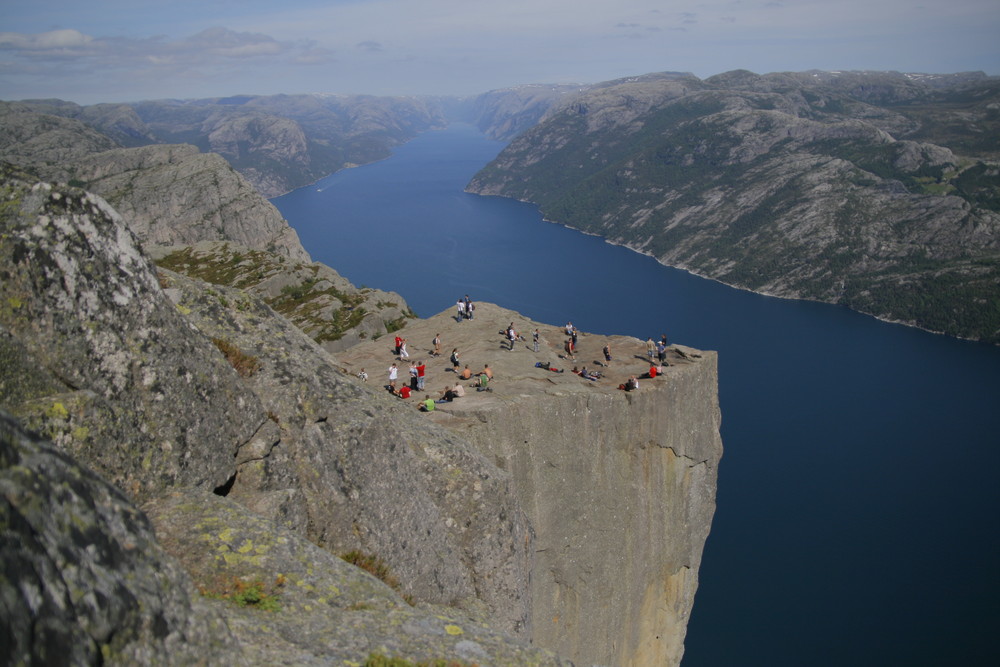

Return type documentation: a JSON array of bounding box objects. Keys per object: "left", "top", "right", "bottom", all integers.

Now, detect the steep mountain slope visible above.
[
  {"left": 11, "top": 94, "right": 450, "bottom": 197},
  {"left": 0, "top": 104, "right": 310, "bottom": 261},
  {"left": 470, "top": 83, "right": 591, "bottom": 140},
  {"left": 0, "top": 171, "right": 547, "bottom": 656},
  {"left": 468, "top": 70, "right": 1000, "bottom": 344},
  {"left": 0, "top": 106, "right": 413, "bottom": 361},
  {"left": 152, "top": 241, "right": 415, "bottom": 353}
]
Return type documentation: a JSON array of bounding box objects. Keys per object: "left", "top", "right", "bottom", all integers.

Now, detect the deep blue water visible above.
[{"left": 273, "top": 123, "right": 1000, "bottom": 666}]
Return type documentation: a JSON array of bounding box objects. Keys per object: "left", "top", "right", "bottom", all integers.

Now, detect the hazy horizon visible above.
[{"left": 2, "top": 0, "right": 998, "bottom": 106}]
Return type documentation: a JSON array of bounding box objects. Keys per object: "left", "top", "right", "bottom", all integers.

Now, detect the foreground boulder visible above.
[
  {"left": 0, "top": 169, "right": 261, "bottom": 501},
  {"left": 0, "top": 410, "right": 242, "bottom": 665}
]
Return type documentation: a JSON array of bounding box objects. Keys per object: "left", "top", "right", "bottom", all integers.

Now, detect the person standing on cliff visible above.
[
  {"left": 387, "top": 363, "right": 398, "bottom": 390},
  {"left": 433, "top": 333, "right": 442, "bottom": 357},
  {"left": 603, "top": 343, "right": 612, "bottom": 366},
  {"left": 532, "top": 328, "right": 540, "bottom": 353},
  {"left": 416, "top": 360, "right": 426, "bottom": 390},
  {"left": 450, "top": 348, "right": 460, "bottom": 370},
  {"left": 464, "top": 294, "right": 474, "bottom": 320},
  {"left": 646, "top": 336, "right": 656, "bottom": 362},
  {"left": 456, "top": 299, "right": 465, "bottom": 321}
]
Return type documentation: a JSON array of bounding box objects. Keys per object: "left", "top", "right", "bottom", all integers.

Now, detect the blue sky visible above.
[{"left": 1, "top": 0, "right": 998, "bottom": 104}]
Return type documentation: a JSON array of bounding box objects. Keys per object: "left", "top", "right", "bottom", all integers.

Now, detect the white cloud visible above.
[{"left": 0, "top": 29, "right": 95, "bottom": 52}]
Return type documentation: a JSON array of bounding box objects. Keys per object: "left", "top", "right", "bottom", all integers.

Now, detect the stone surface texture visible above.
[{"left": 337, "top": 303, "right": 723, "bottom": 667}]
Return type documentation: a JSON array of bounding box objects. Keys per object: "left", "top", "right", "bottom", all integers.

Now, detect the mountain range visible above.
[{"left": 467, "top": 70, "right": 1000, "bottom": 344}]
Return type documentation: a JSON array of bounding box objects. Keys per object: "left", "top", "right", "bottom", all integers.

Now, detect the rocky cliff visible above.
[
  {"left": 151, "top": 241, "right": 414, "bottom": 354},
  {"left": 470, "top": 84, "right": 591, "bottom": 141},
  {"left": 1, "top": 151, "right": 722, "bottom": 664},
  {"left": 467, "top": 70, "right": 1000, "bottom": 344},
  {"left": 0, "top": 172, "right": 567, "bottom": 662},
  {"left": 1, "top": 410, "right": 569, "bottom": 666},
  {"left": 337, "top": 305, "right": 722, "bottom": 667},
  {"left": 0, "top": 104, "right": 311, "bottom": 263}
]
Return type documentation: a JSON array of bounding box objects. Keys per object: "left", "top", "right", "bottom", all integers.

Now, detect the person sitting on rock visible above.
[
  {"left": 438, "top": 382, "right": 465, "bottom": 402},
  {"left": 459, "top": 364, "right": 472, "bottom": 380},
  {"left": 419, "top": 395, "right": 435, "bottom": 411},
  {"left": 475, "top": 373, "right": 491, "bottom": 392}
]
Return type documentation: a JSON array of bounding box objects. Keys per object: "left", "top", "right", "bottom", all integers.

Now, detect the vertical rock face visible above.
[
  {"left": 472, "top": 362, "right": 721, "bottom": 667},
  {"left": 335, "top": 304, "right": 723, "bottom": 667}
]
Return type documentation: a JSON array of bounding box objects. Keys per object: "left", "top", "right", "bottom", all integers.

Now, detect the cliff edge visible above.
[
  {"left": 336, "top": 304, "right": 723, "bottom": 667},
  {"left": 1, "top": 166, "right": 721, "bottom": 666}
]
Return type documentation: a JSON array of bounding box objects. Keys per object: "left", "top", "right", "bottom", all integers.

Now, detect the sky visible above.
[{"left": 1, "top": 0, "right": 998, "bottom": 105}]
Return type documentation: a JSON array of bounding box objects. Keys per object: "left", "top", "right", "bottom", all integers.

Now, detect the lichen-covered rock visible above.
[
  {"left": 0, "top": 410, "right": 243, "bottom": 666},
  {"left": 0, "top": 170, "right": 263, "bottom": 501},
  {"left": 145, "top": 489, "right": 569, "bottom": 666},
  {"left": 157, "top": 268, "right": 534, "bottom": 638},
  {"left": 0, "top": 167, "right": 534, "bottom": 640},
  {"left": 71, "top": 144, "right": 311, "bottom": 262},
  {"left": 150, "top": 241, "right": 413, "bottom": 354}
]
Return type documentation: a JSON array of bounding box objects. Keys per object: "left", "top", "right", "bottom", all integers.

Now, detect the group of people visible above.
[
  {"left": 386, "top": 360, "right": 427, "bottom": 393},
  {"left": 393, "top": 335, "right": 410, "bottom": 359},
  {"left": 367, "top": 302, "right": 673, "bottom": 405},
  {"left": 455, "top": 294, "right": 475, "bottom": 321},
  {"left": 646, "top": 334, "right": 671, "bottom": 367},
  {"left": 503, "top": 322, "right": 526, "bottom": 351}
]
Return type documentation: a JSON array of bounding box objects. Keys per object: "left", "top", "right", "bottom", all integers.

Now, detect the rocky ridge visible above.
[
  {"left": 467, "top": 69, "right": 1000, "bottom": 344},
  {"left": 0, "top": 104, "right": 311, "bottom": 263},
  {"left": 470, "top": 84, "right": 591, "bottom": 141},
  {"left": 10, "top": 94, "right": 451, "bottom": 198},
  {"left": 151, "top": 241, "right": 415, "bottom": 354},
  {"left": 1, "top": 106, "right": 410, "bottom": 347}
]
